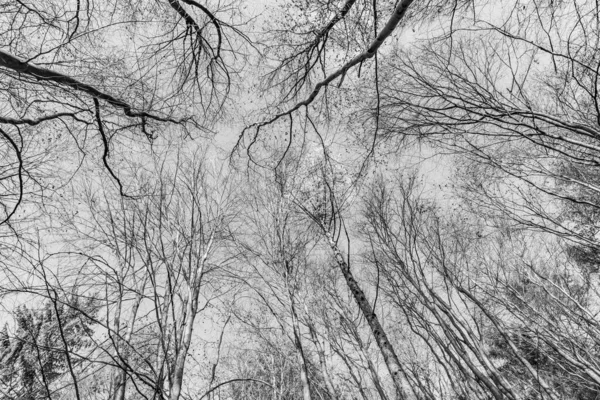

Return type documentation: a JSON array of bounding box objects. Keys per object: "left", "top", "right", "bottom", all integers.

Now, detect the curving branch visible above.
[
  {"left": 67, "top": 0, "right": 81, "bottom": 41},
  {"left": 93, "top": 98, "right": 128, "bottom": 197},
  {"left": 0, "top": 50, "right": 189, "bottom": 134},
  {"left": 273, "top": 0, "right": 358, "bottom": 101},
  {"left": 198, "top": 378, "right": 273, "bottom": 400},
  {"left": 0, "top": 112, "right": 86, "bottom": 126},
  {"left": 235, "top": 0, "right": 414, "bottom": 155},
  {"left": 178, "top": 0, "right": 223, "bottom": 59},
  {"left": 0, "top": 127, "right": 23, "bottom": 225}
]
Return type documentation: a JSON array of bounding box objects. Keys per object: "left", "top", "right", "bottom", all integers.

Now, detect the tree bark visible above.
[
  {"left": 113, "top": 291, "right": 144, "bottom": 400},
  {"left": 169, "top": 284, "right": 200, "bottom": 400},
  {"left": 325, "top": 231, "right": 407, "bottom": 400},
  {"left": 288, "top": 280, "right": 313, "bottom": 400}
]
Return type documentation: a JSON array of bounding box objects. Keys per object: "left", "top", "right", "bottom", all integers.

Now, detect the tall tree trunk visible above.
[
  {"left": 113, "top": 292, "right": 143, "bottom": 400},
  {"left": 169, "top": 283, "right": 200, "bottom": 400},
  {"left": 169, "top": 227, "right": 214, "bottom": 400},
  {"left": 288, "top": 280, "right": 313, "bottom": 400},
  {"left": 325, "top": 231, "right": 407, "bottom": 400}
]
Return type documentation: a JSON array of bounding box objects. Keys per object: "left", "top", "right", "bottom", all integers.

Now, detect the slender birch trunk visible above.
[
  {"left": 287, "top": 277, "right": 313, "bottom": 400},
  {"left": 113, "top": 292, "right": 143, "bottom": 400},
  {"left": 325, "top": 231, "right": 407, "bottom": 400},
  {"left": 169, "top": 231, "right": 214, "bottom": 400},
  {"left": 168, "top": 285, "right": 199, "bottom": 400}
]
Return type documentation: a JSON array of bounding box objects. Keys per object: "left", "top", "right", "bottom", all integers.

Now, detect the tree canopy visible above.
[{"left": 1, "top": 0, "right": 599, "bottom": 399}]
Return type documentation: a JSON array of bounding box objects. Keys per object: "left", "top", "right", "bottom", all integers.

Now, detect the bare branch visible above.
[
  {"left": 235, "top": 0, "right": 414, "bottom": 154},
  {"left": 93, "top": 98, "right": 128, "bottom": 198},
  {"left": 198, "top": 378, "right": 273, "bottom": 400},
  {"left": 0, "top": 50, "right": 189, "bottom": 129}
]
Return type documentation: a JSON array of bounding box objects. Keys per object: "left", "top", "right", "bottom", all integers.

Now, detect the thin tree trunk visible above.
[
  {"left": 334, "top": 347, "right": 369, "bottom": 400},
  {"left": 288, "top": 280, "right": 313, "bottom": 400},
  {"left": 170, "top": 231, "right": 214, "bottom": 400},
  {"left": 169, "top": 284, "right": 200, "bottom": 400},
  {"left": 113, "top": 291, "right": 144, "bottom": 400},
  {"left": 305, "top": 313, "right": 338, "bottom": 399},
  {"left": 325, "top": 231, "right": 407, "bottom": 400},
  {"left": 356, "top": 337, "right": 391, "bottom": 400}
]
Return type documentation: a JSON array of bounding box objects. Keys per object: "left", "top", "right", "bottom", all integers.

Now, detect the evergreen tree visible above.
[{"left": 0, "top": 293, "right": 98, "bottom": 399}]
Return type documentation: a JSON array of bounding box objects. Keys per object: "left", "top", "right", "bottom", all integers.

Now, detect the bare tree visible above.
[
  {"left": 362, "top": 174, "right": 600, "bottom": 399},
  {"left": 53, "top": 147, "right": 238, "bottom": 400},
  {"left": 252, "top": 143, "right": 411, "bottom": 399},
  {"left": 0, "top": 0, "right": 250, "bottom": 224},
  {"left": 377, "top": 0, "right": 600, "bottom": 252},
  {"left": 234, "top": 163, "right": 332, "bottom": 400}
]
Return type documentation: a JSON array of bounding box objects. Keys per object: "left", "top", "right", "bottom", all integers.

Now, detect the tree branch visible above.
[
  {"left": 94, "top": 98, "right": 128, "bottom": 197},
  {"left": 198, "top": 378, "right": 272, "bottom": 400},
  {"left": 0, "top": 127, "right": 23, "bottom": 225},
  {"left": 0, "top": 50, "right": 189, "bottom": 130},
  {"left": 235, "top": 0, "right": 414, "bottom": 154}
]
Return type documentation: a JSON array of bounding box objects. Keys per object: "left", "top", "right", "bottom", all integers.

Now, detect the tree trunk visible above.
[
  {"left": 288, "top": 281, "right": 313, "bottom": 400},
  {"left": 113, "top": 292, "right": 143, "bottom": 400},
  {"left": 169, "top": 284, "right": 200, "bottom": 400},
  {"left": 325, "top": 231, "right": 407, "bottom": 400},
  {"left": 305, "top": 312, "right": 338, "bottom": 399}
]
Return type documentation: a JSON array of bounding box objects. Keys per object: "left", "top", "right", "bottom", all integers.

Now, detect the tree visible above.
[
  {"left": 0, "top": 0, "right": 249, "bottom": 224},
  {"left": 377, "top": 0, "right": 600, "bottom": 248},
  {"left": 234, "top": 0, "right": 463, "bottom": 163},
  {"left": 5, "top": 2, "right": 600, "bottom": 400},
  {"left": 0, "top": 293, "right": 98, "bottom": 399},
  {"left": 361, "top": 173, "right": 600, "bottom": 400},
  {"left": 252, "top": 143, "right": 411, "bottom": 399},
  {"left": 359, "top": 4, "right": 600, "bottom": 395},
  {"left": 53, "top": 147, "right": 239, "bottom": 400},
  {"left": 234, "top": 160, "right": 338, "bottom": 400}
]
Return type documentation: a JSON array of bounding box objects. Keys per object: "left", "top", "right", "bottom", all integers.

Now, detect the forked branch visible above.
[{"left": 235, "top": 0, "right": 414, "bottom": 155}]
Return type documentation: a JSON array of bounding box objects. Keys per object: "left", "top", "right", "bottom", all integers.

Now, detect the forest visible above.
[{"left": 0, "top": 0, "right": 599, "bottom": 399}]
